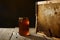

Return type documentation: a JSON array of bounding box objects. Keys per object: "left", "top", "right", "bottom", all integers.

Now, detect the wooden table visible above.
[{"left": 0, "top": 28, "right": 59, "bottom": 40}]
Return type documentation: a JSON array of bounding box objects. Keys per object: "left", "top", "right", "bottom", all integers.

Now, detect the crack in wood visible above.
[{"left": 9, "top": 31, "right": 14, "bottom": 40}]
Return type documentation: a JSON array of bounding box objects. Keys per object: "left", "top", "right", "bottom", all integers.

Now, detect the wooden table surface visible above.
[{"left": 0, "top": 27, "right": 59, "bottom": 40}]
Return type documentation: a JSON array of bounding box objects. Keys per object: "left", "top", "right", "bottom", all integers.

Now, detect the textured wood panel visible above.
[
  {"left": 0, "top": 28, "right": 15, "bottom": 40},
  {"left": 36, "top": 1, "right": 60, "bottom": 37},
  {"left": 0, "top": 28, "right": 59, "bottom": 40}
]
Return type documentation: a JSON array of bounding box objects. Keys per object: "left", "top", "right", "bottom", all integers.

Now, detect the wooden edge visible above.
[{"left": 36, "top": 1, "right": 60, "bottom": 5}]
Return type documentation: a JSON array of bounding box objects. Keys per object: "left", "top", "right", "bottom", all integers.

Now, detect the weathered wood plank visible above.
[
  {"left": 0, "top": 28, "right": 59, "bottom": 40},
  {"left": 0, "top": 28, "right": 14, "bottom": 40},
  {"left": 36, "top": 1, "right": 60, "bottom": 37},
  {"left": 11, "top": 32, "right": 31, "bottom": 40}
]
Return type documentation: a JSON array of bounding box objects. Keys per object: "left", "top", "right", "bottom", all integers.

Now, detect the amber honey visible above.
[{"left": 19, "top": 17, "right": 30, "bottom": 36}]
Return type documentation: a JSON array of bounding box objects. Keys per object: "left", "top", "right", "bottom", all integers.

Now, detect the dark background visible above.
[{"left": 0, "top": 0, "right": 44, "bottom": 28}]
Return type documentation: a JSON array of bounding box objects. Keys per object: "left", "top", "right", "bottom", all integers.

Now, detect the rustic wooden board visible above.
[
  {"left": 36, "top": 1, "right": 60, "bottom": 37},
  {"left": 0, "top": 28, "right": 14, "bottom": 40},
  {"left": 0, "top": 28, "right": 59, "bottom": 40},
  {"left": 11, "top": 32, "right": 31, "bottom": 40}
]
